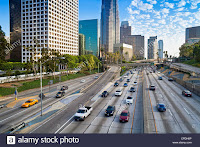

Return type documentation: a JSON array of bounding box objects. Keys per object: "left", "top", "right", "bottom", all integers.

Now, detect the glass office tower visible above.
[
  {"left": 79, "top": 19, "right": 99, "bottom": 56},
  {"left": 101, "top": 0, "right": 120, "bottom": 53},
  {"left": 10, "top": 0, "right": 22, "bottom": 62}
]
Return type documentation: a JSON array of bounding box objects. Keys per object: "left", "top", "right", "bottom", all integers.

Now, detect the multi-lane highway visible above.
[{"left": 1, "top": 65, "right": 200, "bottom": 134}]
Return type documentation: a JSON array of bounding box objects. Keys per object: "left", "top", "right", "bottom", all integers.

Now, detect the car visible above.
[
  {"left": 158, "top": 72, "right": 161, "bottom": 74},
  {"left": 115, "top": 89, "right": 123, "bottom": 96},
  {"left": 124, "top": 83, "right": 128, "bottom": 87},
  {"left": 158, "top": 77, "right": 162, "bottom": 80},
  {"left": 157, "top": 103, "right": 166, "bottom": 112},
  {"left": 150, "top": 71, "right": 153, "bottom": 73},
  {"left": 130, "top": 87, "right": 136, "bottom": 92},
  {"left": 102, "top": 91, "right": 109, "bottom": 97},
  {"left": 94, "top": 76, "right": 99, "bottom": 79},
  {"left": 127, "top": 79, "right": 130, "bottom": 82},
  {"left": 119, "top": 110, "right": 130, "bottom": 122},
  {"left": 81, "top": 79, "right": 85, "bottom": 83},
  {"left": 56, "top": 91, "right": 65, "bottom": 98},
  {"left": 133, "top": 81, "right": 137, "bottom": 85},
  {"left": 114, "top": 82, "right": 119, "bottom": 87},
  {"left": 168, "top": 78, "right": 173, "bottom": 81},
  {"left": 21, "top": 99, "right": 38, "bottom": 108},
  {"left": 105, "top": 106, "right": 115, "bottom": 116},
  {"left": 74, "top": 106, "right": 93, "bottom": 121},
  {"left": 149, "top": 85, "right": 156, "bottom": 91},
  {"left": 61, "top": 86, "right": 68, "bottom": 91},
  {"left": 124, "top": 75, "right": 128, "bottom": 78},
  {"left": 126, "top": 96, "right": 133, "bottom": 104},
  {"left": 182, "top": 90, "right": 192, "bottom": 97},
  {"left": 147, "top": 73, "right": 149, "bottom": 75}
]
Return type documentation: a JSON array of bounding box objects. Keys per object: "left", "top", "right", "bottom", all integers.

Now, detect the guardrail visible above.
[{"left": 10, "top": 122, "right": 26, "bottom": 134}]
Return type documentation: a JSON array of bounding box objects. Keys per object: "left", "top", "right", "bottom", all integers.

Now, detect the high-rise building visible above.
[
  {"left": 13, "top": 0, "right": 79, "bottom": 63},
  {"left": 158, "top": 40, "right": 163, "bottom": 59},
  {"left": 79, "top": 19, "right": 99, "bottom": 57},
  {"left": 124, "top": 35, "right": 144, "bottom": 60},
  {"left": 186, "top": 26, "right": 200, "bottom": 43},
  {"left": 79, "top": 34, "right": 85, "bottom": 56},
  {"left": 120, "top": 21, "right": 131, "bottom": 43},
  {"left": 10, "top": 0, "right": 22, "bottom": 62},
  {"left": 114, "top": 43, "right": 133, "bottom": 61},
  {"left": 100, "top": 0, "right": 120, "bottom": 53},
  {"left": 148, "top": 36, "right": 158, "bottom": 59}
]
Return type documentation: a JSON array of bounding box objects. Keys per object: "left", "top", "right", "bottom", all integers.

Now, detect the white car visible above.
[
  {"left": 126, "top": 96, "right": 133, "bottom": 104},
  {"left": 158, "top": 72, "right": 161, "bottom": 74},
  {"left": 115, "top": 89, "right": 123, "bottom": 96},
  {"left": 133, "top": 81, "right": 137, "bottom": 85},
  {"left": 81, "top": 79, "right": 85, "bottom": 83},
  {"left": 94, "top": 76, "right": 99, "bottom": 79},
  {"left": 124, "top": 75, "right": 128, "bottom": 78}
]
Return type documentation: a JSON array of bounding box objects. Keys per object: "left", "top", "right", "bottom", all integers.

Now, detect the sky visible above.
[{"left": 0, "top": 0, "right": 200, "bottom": 58}]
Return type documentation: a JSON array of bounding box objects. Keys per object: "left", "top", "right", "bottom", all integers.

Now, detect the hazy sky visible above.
[{"left": 0, "top": 0, "right": 200, "bottom": 58}]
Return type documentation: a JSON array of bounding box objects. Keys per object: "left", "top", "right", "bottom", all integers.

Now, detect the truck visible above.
[{"left": 74, "top": 106, "right": 93, "bottom": 121}]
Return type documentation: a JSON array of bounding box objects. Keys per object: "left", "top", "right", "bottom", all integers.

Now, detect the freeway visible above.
[
  {"left": 0, "top": 73, "right": 102, "bottom": 133},
  {"left": 1, "top": 65, "right": 200, "bottom": 134}
]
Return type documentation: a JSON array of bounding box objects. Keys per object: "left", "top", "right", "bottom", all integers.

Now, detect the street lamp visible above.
[{"left": 39, "top": 56, "right": 65, "bottom": 116}]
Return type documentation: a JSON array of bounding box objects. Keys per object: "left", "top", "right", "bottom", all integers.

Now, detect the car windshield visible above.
[
  {"left": 103, "top": 91, "right": 107, "bottom": 93},
  {"left": 77, "top": 110, "right": 85, "bottom": 113},
  {"left": 151, "top": 86, "right": 155, "bottom": 87},
  {"left": 127, "top": 97, "right": 132, "bottom": 99},
  {"left": 107, "top": 106, "right": 113, "bottom": 110},
  {"left": 25, "top": 101, "right": 32, "bottom": 103},
  {"left": 159, "top": 104, "right": 165, "bottom": 107},
  {"left": 116, "top": 91, "right": 121, "bottom": 92},
  {"left": 134, "top": 82, "right": 137, "bottom": 83},
  {"left": 121, "top": 112, "right": 128, "bottom": 116},
  {"left": 131, "top": 87, "right": 134, "bottom": 89},
  {"left": 57, "top": 92, "right": 61, "bottom": 94}
]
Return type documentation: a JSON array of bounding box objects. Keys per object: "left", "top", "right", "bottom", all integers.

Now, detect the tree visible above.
[
  {"left": 120, "top": 46, "right": 124, "bottom": 66},
  {"left": 194, "top": 44, "right": 200, "bottom": 62},
  {"left": 0, "top": 26, "right": 8, "bottom": 61}
]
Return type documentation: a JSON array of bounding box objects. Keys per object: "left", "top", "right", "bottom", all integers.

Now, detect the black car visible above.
[
  {"left": 56, "top": 91, "right": 65, "bottom": 98},
  {"left": 127, "top": 79, "right": 130, "bottom": 82},
  {"left": 182, "top": 90, "right": 192, "bottom": 97},
  {"left": 158, "top": 77, "right": 162, "bottom": 80},
  {"left": 61, "top": 86, "right": 68, "bottom": 91},
  {"left": 149, "top": 85, "right": 156, "bottom": 91},
  {"left": 168, "top": 78, "right": 173, "bottom": 81},
  {"left": 157, "top": 103, "right": 166, "bottom": 112},
  {"left": 114, "top": 82, "right": 119, "bottom": 87},
  {"left": 105, "top": 106, "right": 115, "bottom": 116},
  {"left": 130, "top": 87, "right": 136, "bottom": 92},
  {"left": 102, "top": 91, "right": 109, "bottom": 97}
]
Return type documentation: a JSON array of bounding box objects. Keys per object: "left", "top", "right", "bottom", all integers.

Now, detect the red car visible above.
[{"left": 119, "top": 110, "right": 130, "bottom": 122}]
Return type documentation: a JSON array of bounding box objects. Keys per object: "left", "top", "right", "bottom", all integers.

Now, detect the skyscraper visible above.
[
  {"left": 11, "top": 0, "right": 79, "bottom": 63},
  {"left": 186, "top": 26, "right": 200, "bottom": 44},
  {"left": 79, "top": 19, "right": 99, "bottom": 56},
  {"left": 148, "top": 36, "right": 158, "bottom": 59},
  {"left": 100, "top": 0, "right": 120, "bottom": 53},
  {"left": 120, "top": 21, "right": 131, "bottom": 43},
  {"left": 10, "top": 0, "right": 22, "bottom": 62},
  {"left": 158, "top": 40, "right": 163, "bottom": 59},
  {"left": 124, "top": 35, "right": 144, "bottom": 60},
  {"left": 79, "top": 34, "right": 86, "bottom": 56}
]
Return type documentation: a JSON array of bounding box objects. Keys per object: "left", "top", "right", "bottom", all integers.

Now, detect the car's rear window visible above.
[
  {"left": 159, "top": 104, "right": 165, "bottom": 107},
  {"left": 127, "top": 97, "right": 132, "bottom": 99}
]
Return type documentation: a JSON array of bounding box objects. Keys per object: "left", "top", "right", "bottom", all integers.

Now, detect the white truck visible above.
[{"left": 74, "top": 106, "right": 93, "bottom": 121}]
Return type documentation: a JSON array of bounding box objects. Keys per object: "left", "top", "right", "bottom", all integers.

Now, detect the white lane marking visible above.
[
  {"left": 168, "top": 109, "right": 173, "bottom": 116},
  {"left": 54, "top": 115, "right": 75, "bottom": 134},
  {"left": 184, "top": 108, "right": 190, "bottom": 115},
  {"left": 171, "top": 93, "right": 175, "bottom": 97}
]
